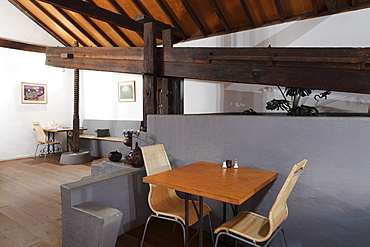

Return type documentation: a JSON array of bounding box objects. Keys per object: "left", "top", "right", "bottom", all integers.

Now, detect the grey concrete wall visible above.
[{"left": 147, "top": 115, "right": 370, "bottom": 247}]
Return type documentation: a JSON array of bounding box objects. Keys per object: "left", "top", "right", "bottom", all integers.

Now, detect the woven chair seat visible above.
[
  {"left": 214, "top": 211, "right": 270, "bottom": 242},
  {"left": 150, "top": 186, "right": 212, "bottom": 226}
]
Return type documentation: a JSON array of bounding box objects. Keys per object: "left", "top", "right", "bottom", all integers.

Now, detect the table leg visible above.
[
  {"left": 199, "top": 196, "right": 203, "bottom": 247},
  {"left": 185, "top": 193, "right": 189, "bottom": 247}
]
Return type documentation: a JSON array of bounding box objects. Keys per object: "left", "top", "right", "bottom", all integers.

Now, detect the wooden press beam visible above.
[
  {"left": 0, "top": 38, "right": 47, "bottom": 53},
  {"left": 45, "top": 46, "right": 370, "bottom": 94}
]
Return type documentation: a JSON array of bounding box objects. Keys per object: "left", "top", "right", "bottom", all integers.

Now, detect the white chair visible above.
[
  {"left": 214, "top": 159, "right": 308, "bottom": 247},
  {"left": 32, "top": 122, "right": 62, "bottom": 161},
  {"left": 140, "top": 144, "right": 213, "bottom": 247}
]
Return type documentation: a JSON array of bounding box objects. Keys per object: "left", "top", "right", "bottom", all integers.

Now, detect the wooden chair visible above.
[
  {"left": 32, "top": 122, "right": 62, "bottom": 161},
  {"left": 140, "top": 144, "right": 213, "bottom": 247},
  {"left": 214, "top": 159, "right": 308, "bottom": 247}
]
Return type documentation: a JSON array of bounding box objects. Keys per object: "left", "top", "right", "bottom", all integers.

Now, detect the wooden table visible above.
[
  {"left": 44, "top": 127, "right": 87, "bottom": 151},
  {"left": 143, "top": 161, "right": 278, "bottom": 247}
]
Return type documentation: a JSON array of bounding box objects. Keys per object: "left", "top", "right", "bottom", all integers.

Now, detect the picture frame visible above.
[
  {"left": 118, "top": 81, "right": 136, "bottom": 102},
  {"left": 21, "top": 82, "right": 47, "bottom": 104}
]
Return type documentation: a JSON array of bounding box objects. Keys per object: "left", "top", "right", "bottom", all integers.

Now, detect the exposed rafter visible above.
[
  {"left": 179, "top": 0, "right": 208, "bottom": 37},
  {"left": 274, "top": 0, "right": 285, "bottom": 21},
  {"left": 54, "top": 7, "right": 102, "bottom": 47},
  {"left": 30, "top": 0, "right": 88, "bottom": 46},
  {"left": 9, "top": 0, "right": 69, "bottom": 46},
  {"left": 130, "top": 0, "right": 152, "bottom": 17},
  {"left": 239, "top": 0, "right": 255, "bottom": 27},
  {"left": 37, "top": 0, "right": 145, "bottom": 35},
  {"left": 154, "top": 0, "right": 187, "bottom": 39},
  {"left": 311, "top": 0, "right": 318, "bottom": 15},
  {"left": 87, "top": 0, "right": 134, "bottom": 47},
  {"left": 208, "top": 0, "right": 230, "bottom": 31},
  {"left": 352, "top": 0, "right": 358, "bottom": 7},
  {"left": 325, "top": 0, "right": 338, "bottom": 13}
]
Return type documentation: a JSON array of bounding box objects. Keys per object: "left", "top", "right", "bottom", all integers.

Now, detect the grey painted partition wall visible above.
[{"left": 147, "top": 115, "right": 370, "bottom": 247}]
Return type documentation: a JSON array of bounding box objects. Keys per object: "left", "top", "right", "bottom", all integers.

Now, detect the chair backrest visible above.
[
  {"left": 32, "top": 122, "right": 46, "bottom": 143},
  {"left": 141, "top": 144, "right": 172, "bottom": 176},
  {"left": 268, "top": 159, "right": 308, "bottom": 235}
]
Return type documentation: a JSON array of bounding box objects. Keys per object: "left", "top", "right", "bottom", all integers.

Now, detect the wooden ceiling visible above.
[{"left": 9, "top": 0, "right": 370, "bottom": 47}]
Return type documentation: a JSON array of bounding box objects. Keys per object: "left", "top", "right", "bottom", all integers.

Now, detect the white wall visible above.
[
  {"left": 80, "top": 71, "right": 143, "bottom": 121},
  {"left": 0, "top": 0, "right": 73, "bottom": 161},
  {"left": 176, "top": 8, "right": 370, "bottom": 114}
]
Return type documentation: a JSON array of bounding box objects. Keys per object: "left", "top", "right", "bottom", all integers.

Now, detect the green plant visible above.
[{"left": 266, "top": 86, "right": 319, "bottom": 116}]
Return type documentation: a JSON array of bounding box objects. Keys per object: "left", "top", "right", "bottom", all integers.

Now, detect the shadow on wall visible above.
[{"left": 219, "top": 16, "right": 328, "bottom": 47}]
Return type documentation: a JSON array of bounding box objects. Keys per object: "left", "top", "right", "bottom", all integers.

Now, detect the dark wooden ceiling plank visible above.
[
  {"left": 179, "top": 0, "right": 208, "bottom": 37},
  {"left": 311, "top": 0, "right": 318, "bottom": 15},
  {"left": 239, "top": 0, "right": 255, "bottom": 27},
  {"left": 208, "top": 0, "right": 230, "bottom": 31},
  {"left": 54, "top": 7, "right": 102, "bottom": 47},
  {"left": 8, "top": 0, "right": 69, "bottom": 46},
  {"left": 0, "top": 37, "right": 47, "bottom": 53},
  {"left": 105, "top": 0, "right": 143, "bottom": 42},
  {"left": 325, "top": 0, "right": 338, "bottom": 13},
  {"left": 153, "top": 0, "right": 187, "bottom": 39},
  {"left": 352, "top": 0, "right": 358, "bottom": 7},
  {"left": 86, "top": 0, "right": 134, "bottom": 47},
  {"left": 30, "top": 0, "right": 88, "bottom": 46},
  {"left": 130, "top": 0, "right": 152, "bottom": 17},
  {"left": 37, "top": 0, "right": 144, "bottom": 34},
  {"left": 45, "top": 46, "right": 370, "bottom": 94},
  {"left": 273, "top": 0, "right": 285, "bottom": 21}
]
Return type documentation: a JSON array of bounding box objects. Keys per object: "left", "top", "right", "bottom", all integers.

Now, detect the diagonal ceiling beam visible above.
[
  {"left": 239, "top": 0, "right": 255, "bottom": 27},
  {"left": 311, "top": 0, "right": 318, "bottom": 15},
  {"left": 209, "top": 0, "right": 230, "bottom": 31},
  {"left": 130, "top": 0, "right": 152, "bottom": 17},
  {"left": 87, "top": 0, "right": 134, "bottom": 47},
  {"left": 54, "top": 7, "right": 102, "bottom": 47},
  {"left": 30, "top": 0, "right": 88, "bottom": 46},
  {"left": 179, "top": 0, "right": 208, "bottom": 37},
  {"left": 106, "top": 0, "right": 143, "bottom": 40},
  {"left": 274, "top": 0, "right": 285, "bottom": 21},
  {"left": 154, "top": 0, "right": 187, "bottom": 39},
  {"left": 325, "top": 0, "right": 338, "bottom": 13},
  {"left": 37, "top": 0, "right": 145, "bottom": 35},
  {"left": 352, "top": 0, "right": 358, "bottom": 7},
  {"left": 9, "top": 0, "right": 69, "bottom": 46}
]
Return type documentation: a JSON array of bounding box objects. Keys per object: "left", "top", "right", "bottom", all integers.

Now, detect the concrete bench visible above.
[
  {"left": 79, "top": 119, "right": 141, "bottom": 158},
  {"left": 61, "top": 164, "right": 150, "bottom": 247}
]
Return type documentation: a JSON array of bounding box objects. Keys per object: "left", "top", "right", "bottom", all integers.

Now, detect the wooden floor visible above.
[{"left": 0, "top": 156, "right": 220, "bottom": 247}]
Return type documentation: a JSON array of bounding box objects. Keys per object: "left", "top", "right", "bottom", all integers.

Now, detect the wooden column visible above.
[{"left": 141, "top": 22, "right": 157, "bottom": 131}]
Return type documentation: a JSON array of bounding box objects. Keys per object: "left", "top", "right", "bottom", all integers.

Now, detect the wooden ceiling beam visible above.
[
  {"left": 179, "top": 0, "right": 208, "bottom": 37},
  {"left": 239, "top": 0, "right": 255, "bottom": 27},
  {"left": 37, "top": 0, "right": 146, "bottom": 36},
  {"left": 9, "top": 0, "right": 69, "bottom": 46},
  {"left": 106, "top": 0, "right": 143, "bottom": 40},
  {"left": 45, "top": 46, "right": 370, "bottom": 94},
  {"left": 154, "top": 0, "right": 187, "bottom": 39},
  {"left": 325, "top": 0, "right": 338, "bottom": 13},
  {"left": 273, "top": 0, "right": 285, "bottom": 21},
  {"left": 30, "top": 0, "right": 88, "bottom": 46},
  {"left": 311, "top": 0, "right": 318, "bottom": 15},
  {"left": 130, "top": 0, "right": 152, "bottom": 17},
  {"left": 208, "top": 0, "right": 230, "bottom": 31},
  {"left": 0, "top": 38, "right": 47, "bottom": 53},
  {"left": 54, "top": 7, "right": 102, "bottom": 47},
  {"left": 86, "top": 0, "right": 134, "bottom": 47},
  {"left": 352, "top": 0, "right": 358, "bottom": 7}
]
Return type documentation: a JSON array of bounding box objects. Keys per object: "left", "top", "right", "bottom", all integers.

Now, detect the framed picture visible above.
[
  {"left": 118, "top": 81, "right": 136, "bottom": 102},
  {"left": 21, "top": 82, "right": 47, "bottom": 104}
]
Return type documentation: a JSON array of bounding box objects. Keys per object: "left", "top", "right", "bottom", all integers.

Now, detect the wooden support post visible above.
[{"left": 141, "top": 22, "right": 157, "bottom": 131}]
